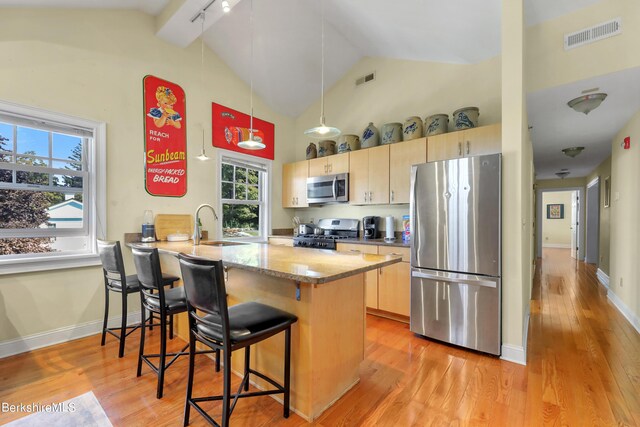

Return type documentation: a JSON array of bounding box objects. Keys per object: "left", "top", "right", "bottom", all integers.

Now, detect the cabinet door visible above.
[
  {"left": 389, "top": 138, "right": 427, "bottom": 204},
  {"left": 464, "top": 123, "right": 501, "bottom": 157},
  {"left": 308, "top": 157, "right": 327, "bottom": 177},
  {"left": 349, "top": 149, "right": 369, "bottom": 204},
  {"left": 294, "top": 160, "right": 309, "bottom": 207},
  {"left": 368, "top": 145, "right": 390, "bottom": 204},
  {"left": 282, "top": 162, "right": 295, "bottom": 208},
  {"left": 336, "top": 243, "right": 378, "bottom": 309},
  {"left": 427, "top": 132, "right": 462, "bottom": 162},
  {"left": 378, "top": 261, "right": 411, "bottom": 316},
  {"left": 328, "top": 152, "right": 349, "bottom": 174}
]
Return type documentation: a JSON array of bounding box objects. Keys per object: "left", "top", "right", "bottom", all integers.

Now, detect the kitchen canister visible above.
[
  {"left": 337, "top": 134, "right": 360, "bottom": 153},
  {"left": 306, "top": 142, "right": 317, "bottom": 159},
  {"left": 380, "top": 122, "right": 403, "bottom": 145},
  {"left": 424, "top": 114, "right": 449, "bottom": 136},
  {"left": 452, "top": 107, "right": 480, "bottom": 130},
  {"left": 402, "top": 116, "right": 423, "bottom": 141},
  {"left": 361, "top": 122, "right": 380, "bottom": 148},
  {"left": 318, "top": 140, "right": 336, "bottom": 157}
]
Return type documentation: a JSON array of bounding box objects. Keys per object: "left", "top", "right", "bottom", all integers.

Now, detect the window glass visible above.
[{"left": 16, "top": 127, "right": 48, "bottom": 156}]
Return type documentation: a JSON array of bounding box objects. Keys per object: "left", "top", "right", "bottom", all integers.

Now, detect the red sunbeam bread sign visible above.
[
  {"left": 211, "top": 102, "right": 275, "bottom": 160},
  {"left": 143, "top": 75, "right": 187, "bottom": 197}
]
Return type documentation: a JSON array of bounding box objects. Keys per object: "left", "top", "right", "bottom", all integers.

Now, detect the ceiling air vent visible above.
[
  {"left": 564, "top": 17, "right": 622, "bottom": 50},
  {"left": 355, "top": 72, "right": 375, "bottom": 87}
]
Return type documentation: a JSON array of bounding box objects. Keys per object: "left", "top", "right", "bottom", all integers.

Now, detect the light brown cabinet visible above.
[
  {"left": 427, "top": 123, "right": 501, "bottom": 162},
  {"left": 349, "top": 144, "right": 390, "bottom": 205},
  {"left": 389, "top": 137, "right": 427, "bottom": 204},
  {"left": 282, "top": 160, "right": 308, "bottom": 208},
  {"left": 308, "top": 153, "right": 349, "bottom": 177}
]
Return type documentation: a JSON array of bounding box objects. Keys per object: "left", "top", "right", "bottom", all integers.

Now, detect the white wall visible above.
[
  {"left": 0, "top": 9, "right": 296, "bottom": 342},
  {"left": 541, "top": 191, "right": 573, "bottom": 247}
]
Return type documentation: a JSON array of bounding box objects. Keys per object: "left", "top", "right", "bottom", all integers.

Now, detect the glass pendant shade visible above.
[
  {"left": 562, "top": 146, "right": 585, "bottom": 158},
  {"left": 567, "top": 93, "right": 607, "bottom": 115},
  {"left": 238, "top": 129, "right": 266, "bottom": 150}
]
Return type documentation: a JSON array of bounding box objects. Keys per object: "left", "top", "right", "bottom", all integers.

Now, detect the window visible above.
[
  {"left": 0, "top": 100, "right": 106, "bottom": 274},
  {"left": 219, "top": 153, "right": 270, "bottom": 241}
]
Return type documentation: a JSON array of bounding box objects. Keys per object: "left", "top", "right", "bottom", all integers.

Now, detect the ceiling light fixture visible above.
[
  {"left": 567, "top": 93, "right": 607, "bottom": 115},
  {"left": 562, "top": 146, "right": 585, "bottom": 158},
  {"left": 221, "top": 0, "right": 231, "bottom": 13},
  {"left": 195, "top": 11, "right": 211, "bottom": 161},
  {"left": 555, "top": 171, "right": 570, "bottom": 179},
  {"left": 304, "top": 0, "right": 341, "bottom": 139},
  {"left": 237, "top": 0, "right": 266, "bottom": 150}
]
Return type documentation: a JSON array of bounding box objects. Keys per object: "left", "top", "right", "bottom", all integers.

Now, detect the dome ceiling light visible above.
[
  {"left": 567, "top": 93, "right": 607, "bottom": 115},
  {"left": 562, "top": 146, "right": 585, "bottom": 158},
  {"left": 555, "top": 171, "right": 570, "bottom": 179}
]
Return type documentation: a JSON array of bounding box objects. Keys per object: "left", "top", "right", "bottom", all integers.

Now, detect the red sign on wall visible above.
[
  {"left": 143, "top": 75, "right": 187, "bottom": 197},
  {"left": 212, "top": 103, "right": 275, "bottom": 160}
]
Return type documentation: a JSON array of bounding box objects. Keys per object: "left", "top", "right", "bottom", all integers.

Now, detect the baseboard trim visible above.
[
  {"left": 500, "top": 344, "right": 526, "bottom": 365},
  {"left": 542, "top": 243, "right": 571, "bottom": 249},
  {"left": 607, "top": 291, "right": 640, "bottom": 335},
  {"left": 522, "top": 307, "right": 530, "bottom": 361},
  {"left": 596, "top": 268, "right": 610, "bottom": 289},
  {"left": 0, "top": 311, "right": 142, "bottom": 359}
]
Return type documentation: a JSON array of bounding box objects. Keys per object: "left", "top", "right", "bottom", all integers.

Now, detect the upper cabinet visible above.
[
  {"left": 349, "top": 145, "right": 390, "bottom": 205},
  {"left": 389, "top": 137, "right": 427, "bottom": 204},
  {"left": 308, "top": 152, "right": 349, "bottom": 177},
  {"left": 427, "top": 123, "right": 501, "bottom": 162},
  {"left": 282, "top": 160, "right": 308, "bottom": 208}
]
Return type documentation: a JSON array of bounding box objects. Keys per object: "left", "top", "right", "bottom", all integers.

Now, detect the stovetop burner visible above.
[{"left": 293, "top": 218, "right": 359, "bottom": 250}]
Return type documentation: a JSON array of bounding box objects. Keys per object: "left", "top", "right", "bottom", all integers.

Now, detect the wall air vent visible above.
[
  {"left": 564, "top": 17, "right": 622, "bottom": 50},
  {"left": 355, "top": 72, "right": 375, "bottom": 87}
]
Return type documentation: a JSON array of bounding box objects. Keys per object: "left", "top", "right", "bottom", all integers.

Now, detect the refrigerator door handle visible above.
[{"left": 411, "top": 270, "right": 497, "bottom": 288}]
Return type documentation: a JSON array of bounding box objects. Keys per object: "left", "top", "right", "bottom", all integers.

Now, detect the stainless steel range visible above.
[{"left": 293, "top": 218, "right": 359, "bottom": 250}]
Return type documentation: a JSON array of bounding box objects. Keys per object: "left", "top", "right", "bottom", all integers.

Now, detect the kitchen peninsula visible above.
[{"left": 126, "top": 238, "right": 401, "bottom": 421}]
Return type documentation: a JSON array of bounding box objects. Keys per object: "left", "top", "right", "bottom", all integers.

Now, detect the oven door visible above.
[{"left": 307, "top": 173, "right": 348, "bottom": 204}]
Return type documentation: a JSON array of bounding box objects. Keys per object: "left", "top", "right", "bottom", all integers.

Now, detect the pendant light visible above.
[
  {"left": 567, "top": 93, "right": 607, "bottom": 115},
  {"left": 238, "top": 0, "right": 266, "bottom": 150},
  {"left": 195, "top": 11, "right": 211, "bottom": 161},
  {"left": 304, "top": 0, "right": 340, "bottom": 139}
]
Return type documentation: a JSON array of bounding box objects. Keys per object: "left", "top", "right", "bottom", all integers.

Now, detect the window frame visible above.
[
  {"left": 0, "top": 100, "right": 107, "bottom": 275},
  {"left": 217, "top": 151, "right": 271, "bottom": 243}
]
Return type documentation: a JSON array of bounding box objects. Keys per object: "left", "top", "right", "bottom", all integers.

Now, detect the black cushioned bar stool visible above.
[
  {"left": 178, "top": 253, "right": 298, "bottom": 427},
  {"left": 97, "top": 240, "right": 179, "bottom": 358},
  {"left": 132, "top": 246, "right": 219, "bottom": 399}
]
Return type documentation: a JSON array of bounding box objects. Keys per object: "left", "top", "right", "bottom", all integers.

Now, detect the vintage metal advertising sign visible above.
[
  {"left": 143, "top": 75, "right": 187, "bottom": 197},
  {"left": 211, "top": 102, "right": 275, "bottom": 160}
]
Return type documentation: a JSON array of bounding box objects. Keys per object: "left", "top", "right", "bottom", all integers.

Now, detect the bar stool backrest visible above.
[
  {"left": 131, "top": 246, "right": 166, "bottom": 310},
  {"left": 178, "top": 253, "right": 231, "bottom": 345},
  {"left": 97, "top": 239, "right": 129, "bottom": 291}
]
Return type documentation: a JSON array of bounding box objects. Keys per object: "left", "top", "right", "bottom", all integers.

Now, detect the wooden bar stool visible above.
[
  {"left": 178, "top": 253, "right": 298, "bottom": 427},
  {"left": 97, "top": 240, "right": 179, "bottom": 358}
]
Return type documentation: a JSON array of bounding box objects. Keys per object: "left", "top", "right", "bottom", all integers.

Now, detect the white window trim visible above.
[
  {"left": 216, "top": 150, "right": 271, "bottom": 243},
  {"left": 0, "top": 100, "right": 107, "bottom": 275}
]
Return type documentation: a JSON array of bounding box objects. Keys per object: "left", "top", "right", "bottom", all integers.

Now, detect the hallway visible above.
[{"left": 526, "top": 248, "right": 640, "bottom": 426}]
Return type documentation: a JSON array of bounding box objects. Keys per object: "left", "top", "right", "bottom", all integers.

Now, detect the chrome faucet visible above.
[{"left": 193, "top": 203, "right": 219, "bottom": 245}]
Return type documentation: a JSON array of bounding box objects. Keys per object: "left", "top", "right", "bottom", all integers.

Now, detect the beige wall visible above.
[
  {"left": 526, "top": 0, "right": 640, "bottom": 92},
  {"left": 586, "top": 156, "right": 612, "bottom": 274},
  {"left": 541, "top": 191, "right": 573, "bottom": 246},
  {"left": 609, "top": 110, "right": 640, "bottom": 321},
  {"left": 0, "top": 9, "right": 296, "bottom": 341},
  {"left": 293, "top": 55, "right": 502, "bottom": 231}
]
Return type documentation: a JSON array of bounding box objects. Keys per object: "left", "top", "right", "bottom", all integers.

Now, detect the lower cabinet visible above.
[{"left": 336, "top": 243, "right": 410, "bottom": 321}]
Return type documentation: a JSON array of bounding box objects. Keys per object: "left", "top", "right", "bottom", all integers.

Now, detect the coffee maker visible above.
[{"left": 362, "top": 216, "right": 380, "bottom": 239}]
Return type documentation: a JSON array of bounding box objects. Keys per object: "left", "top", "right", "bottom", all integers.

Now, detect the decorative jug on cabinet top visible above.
[
  {"left": 361, "top": 122, "right": 380, "bottom": 148},
  {"left": 402, "top": 116, "right": 423, "bottom": 140}
]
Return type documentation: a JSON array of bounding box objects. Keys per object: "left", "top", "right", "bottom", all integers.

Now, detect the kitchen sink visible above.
[{"left": 199, "top": 240, "right": 247, "bottom": 247}]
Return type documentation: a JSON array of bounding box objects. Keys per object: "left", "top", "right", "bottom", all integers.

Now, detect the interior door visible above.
[{"left": 570, "top": 191, "right": 578, "bottom": 259}]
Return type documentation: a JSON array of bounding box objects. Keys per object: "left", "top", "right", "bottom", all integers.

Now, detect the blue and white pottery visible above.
[
  {"left": 452, "top": 107, "right": 479, "bottom": 130},
  {"left": 361, "top": 122, "right": 380, "bottom": 148},
  {"left": 424, "top": 114, "right": 449, "bottom": 136},
  {"left": 402, "top": 116, "right": 423, "bottom": 141},
  {"left": 380, "top": 123, "right": 403, "bottom": 145},
  {"left": 318, "top": 140, "right": 336, "bottom": 157},
  {"left": 306, "top": 142, "right": 317, "bottom": 159},
  {"left": 338, "top": 134, "right": 360, "bottom": 153}
]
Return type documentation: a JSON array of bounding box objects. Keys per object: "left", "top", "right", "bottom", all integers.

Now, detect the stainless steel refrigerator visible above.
[{"left": 410, "top": 154, "right": 501, "bottom": 355}]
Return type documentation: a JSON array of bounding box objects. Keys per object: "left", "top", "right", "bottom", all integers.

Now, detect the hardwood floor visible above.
[{"left": 0, "top": 248, "right": 639, "bottom": 426}]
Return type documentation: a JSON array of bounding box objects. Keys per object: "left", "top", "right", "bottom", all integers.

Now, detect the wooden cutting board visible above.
[{"left": 155, "top": 214, "right": 194, "bottom": 241}]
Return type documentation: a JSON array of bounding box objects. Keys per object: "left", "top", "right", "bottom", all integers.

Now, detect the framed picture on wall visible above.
[
  {"left": 547, "top": 203, "right": 564, "bottom": 219},
  {"left": 604, "top": 176, "right": 611, "bottom": 208}
]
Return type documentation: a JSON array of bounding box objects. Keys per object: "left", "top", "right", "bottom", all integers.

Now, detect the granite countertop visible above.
[
  {"left": 268, "top": 234, "right": 411, "bottom": 248},
  {"left": 126, "top": 240, "right": 401, "bottom": 285}
]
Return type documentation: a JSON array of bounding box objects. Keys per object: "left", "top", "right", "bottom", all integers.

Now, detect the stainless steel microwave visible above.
[{"left": 307, "top": 173, "right": 349, "bottom": 204}]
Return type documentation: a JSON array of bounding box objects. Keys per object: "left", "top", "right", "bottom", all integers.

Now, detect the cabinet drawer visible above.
[
  {"left": 268, "top": 237, "right": 293, "bottom": 247},
  {"left": 378, "top": 246, "right": 410, "bottom": 262},
  {"left": 335, "top": 243, "right": 378, "bottom": 255}
]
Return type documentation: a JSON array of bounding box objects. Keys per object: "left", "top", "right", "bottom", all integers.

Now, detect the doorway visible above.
[
  {"left": 585, "top": 178, "right": 600, "bottom": 264},
  {"left": 536, "top": 187, "right": 584, "bottom": 260}
]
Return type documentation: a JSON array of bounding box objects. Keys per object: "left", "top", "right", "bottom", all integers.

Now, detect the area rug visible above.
[{"left": 4, "top": 391, "right": 112, "bottom": 426}]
